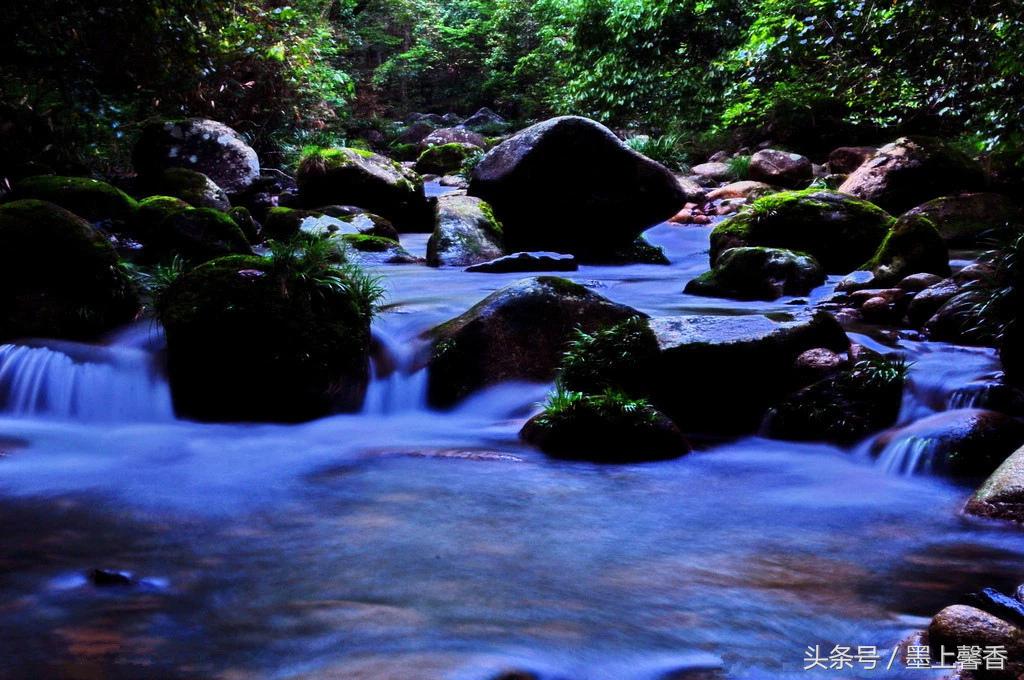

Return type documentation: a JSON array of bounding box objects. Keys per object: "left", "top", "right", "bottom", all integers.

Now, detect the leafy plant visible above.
[
  {"left": 624, "top": 134, "right": 689, "bottom": 172},
  {"left": 727, "top": 154, "right": 751, "bottom": 180},
  {"left": 851, "top": 355, "right": 911, "bottom": 393},
  {"left": 558, "top": 316, "right": 659, "bottom": 397},
  {"left": 535, "top": 386, "right": 658, "bottom": 429}
]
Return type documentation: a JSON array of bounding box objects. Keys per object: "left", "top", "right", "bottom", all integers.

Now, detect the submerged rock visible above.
[
  {"left": 685, "top": 246, "right": 825, "bottom": 301},
  {"left": 747, "top": 149, "right": 812, "bottom": 188},
  {"left": 423, "top": 277, "right": 639, "bottom": 406},
  {"left": 837, "top": 137, "right": 986, "bottom": 214},
  {"left": 427, "top": 195, "right": 505, "bottom": 267},
  {"left": 709, "top": 190, "right": 893, "bottom": 272},
  {"left": 8, "top": 175, "right": 138, "bottom": 223},
  {"left": 159, "top": 255, "right": 372, "bottom": 422},
  {"left": 468, "top": 116, "right": 684, "bottom": 257},
  {"left": 0, "top": 200, "right": 139, "bottom": 341},
  {"left": 872, "top": 409, "right": 1024, "bottom": 477},
  {"left": 465, "top": 251, "right": 578, "bottom": 273},
  {"left": 296, "top": 147, "right": 433, "bottom": 232},
  {"left": 133, "top": 118, "right": 260, "bottom": 194},
  {"left": 966, "top": 445, "right": 1024, "bottom": 524}
]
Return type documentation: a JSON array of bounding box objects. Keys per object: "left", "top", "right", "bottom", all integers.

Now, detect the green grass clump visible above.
[
  {"left": 727, "top": 154, "right": 751, "bottom": 180},
  {"left": 624, "top": 134, "right": 689, "bottom": 172}
]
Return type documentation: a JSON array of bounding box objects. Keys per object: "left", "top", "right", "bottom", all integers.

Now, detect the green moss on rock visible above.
[
  {"left": 133, "top": 201, "right": 250, "bottom": 264},
  {"left": 151, "top": 167, "right": 230, "bottom": 211},
  {"left": 415, "top": 142, "right": 482, "bottom": 176},
  {"left": 685, "top": 246, "right": 825, "bottom": 301},
  {"left": 860, "top": 213, "right": 950, "bottom": 286},
  {"left": 9, "top": 175, "right": 139, "bottom": 222},
  {"left": 0, "top": 200, "right": 139, "bottom": 340}
]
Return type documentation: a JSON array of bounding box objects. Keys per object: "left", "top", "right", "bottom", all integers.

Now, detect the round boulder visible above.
[
  {"left": 426, "top": 195, "right": 505, "bottom": 267},
  {"left": 148, "top": 168, "right": 231, "bottom": 211},
  {"left": 419, "top": 127, "right": 486, "bottom": 151},
  {"left": 415, "top": 142, "right": 482, "bottom": 176},
  {"left": 133, "top": 118, "right": 260, "bottom": 194},
  {"left": 748, "top": 149, "right": 812, "bottom": 189},
  {"left": 685, "top": 247, "right": 825, "bottom": 301},
  {"left": 903, "top": 192, "right": 1023, "bottom": 246}
]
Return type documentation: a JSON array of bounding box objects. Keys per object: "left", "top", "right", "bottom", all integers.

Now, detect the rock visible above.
[
  {"left": 296, "top": 147, "right": 433, "bottom": 232},
  {"left": 419, "top": 127, "right": 487, "bottom": 151},
  {"left": 149, "top": 167, "right": 230, "bottom": 211},
  {"left": 263, "top": 207, "right": 398, "bottom": 242},
  {"left": 747, "top": 149, "right": 813, "bottom": 188},
  {"left": 579, "top": 236, "right": 669, "bottom": 265},
  {"left": 706, "top": 181, "right": 776, "bottom": 201},
  {"left": 133, "top": 118, "right": 260, "bottom": 194},
  {"left": 440, "top": 113, "right": 463, "bottom": 126},
  {"left": 427, "top": 195, "right": 505, "bottom": 267},
  {"left": 690, "top": 162, "right": 733, "bottom": 181},
  {"left": 675, "top": 175, "right": 708, "bottom": 204},
  {"left": 907, "top": 277, "right": 961, "bottom": 326},
  {"left": 928, "top": 605, "right": 1024, "bottom": 679},
  {"left": 0, "top": 200, "right": 139, "bottom": 341},
  {"left": 685, "top": 247, "right": 826, "bottom": 301},
  {"left": 88, "top": 568, "right": 134, "bottom": 587},
  {"left": 569, "top": 311, "right": 849, "bottom": 434},
  {"left": 967, "top": 445, "right": 1024, "bottom": 523},
  {"left": 764, "top": 356, "right": 904, "bottom": 443},
  {"left": 438, "top": 175, "right": 469, "bottom": 189},
  {"left": 709, "top": 190, "right": 893, "bottom": 272},
  {"left": 462, "top": 107, "right": 509, "bottom": 134},
  {"left": 338, "top": 234, "right": 421, "bottom": 266},
  {"left": 794, "top": 347, "right": 847, "bottom": 380},
  {"left": 159, "top": 254, "right": 372, "bottom": 421},
  {"left": 827, "top": 146, "right": 877, "bottom": 174},
  {"left": 924, "top": 290, "right": 983, "bottom": 344},
  {"left": 422, "top": 277, "right": 639, "bottom": 406},
  {"left": 229, "top": 206, "right": 260, "bottom": 243},
  {"left": 393, "top": 120, "right": 438, "bottom": 146},
  {"left": 468, "top": 117, "right": 685, "bottom": 257},
  {"left": 859, "top": 213, "right": 950, "bottom": 286},
  {"left": 897, "top": 272, "right": 945, "bottom": 292},
  {"left": 707, "top": 151, "right": 731, "bottom": 163},
  {"left": 871, "top": 409, "right": 1024, "bottom": 477},
  {"left": 8, "top": 175, "right": 138, "bottom": 223},
  {"left": 465, "top": 251, "right": 577, "bottom": 273},
  {"left": 903, "top": 192, "right": 1023, "bottom": 246},
  {"left": 133, "top": 198, "right": 250, "bottom": 263},
  {"left": 837, "top": 137, "right": 987, "bottom": 214},
  {"left": 406, "top": 112, "right": 445, "bottom": 126},
  {"left": 414, "top": 142, "right": 482, "bottom": 176},
  {"left": 520, "top": 392, "right": 689, "bottom": 463}
]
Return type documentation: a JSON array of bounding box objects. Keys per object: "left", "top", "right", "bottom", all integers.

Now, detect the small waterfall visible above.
[
  {"left": 0, "top": 338, "right": 174, "bottom": 422},
  {"left": 361, "top": 327, "right": 429, "bottom": 415},
  {"left": 875, "top": 437, "right": 942, "bottom": 476}
]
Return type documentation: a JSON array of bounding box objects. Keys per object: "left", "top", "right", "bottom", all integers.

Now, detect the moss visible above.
[
  {"left": 685, "top": 247, "right": 825, "bottom": 301},
  {"left": 861, "top": 213, "right": 950, "bottom": 285},
  {"left": 229, "top": 206, "right": 259, "bottom": 243},
  {"left": 0, "top": 199, "right": 139, "bottom": 340},
  {"left": 135, "top": 204, "right": 250, "bottom": 264},
  {"left": 536, "top": 276, "right": 588, "bottom": 297},
  {"left": 415, "top": 142, "right": 481, "bottom": 175},
  {"left": 158, "top": 253, "right": 373, "bottom": 421},
  {"left": 153, "top": 167, "right": 228, "bottom": 210},
  {"left": 263, "top": 207, "right": 306, "bottom": 240},
  {"left": 388, "top": 142, "right": 420, "bottom": 161},
  {"left": 10, "top": 175, "right": 139, "bottom": 222},
  {"left": 340, "top": 233, "right": 398, "bottom": 252}
]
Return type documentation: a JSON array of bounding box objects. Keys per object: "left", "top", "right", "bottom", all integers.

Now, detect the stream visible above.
[{"left": 0, "top": 202, "right": 1021, "bottom": 679}]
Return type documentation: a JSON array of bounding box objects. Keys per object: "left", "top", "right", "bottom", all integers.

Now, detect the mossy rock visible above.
[
  {"left": 520, "top": 391, "right": 689, "bottom": 462},
  {"left": 709, "top": 189, "right": 894, "bottom": 273},
  {"left": 860, "top": 213, "right": 950, "bottom": 287},
  {"left": 229, "top": 206, "right": 259, "bottom": 243},
  {"left": 158, "top": 255, "right": 371, "bottom": 422},
  {"left": 903, "top": 192, "right": 1024, "bottom": 246},
  {"left": 387, "top": 142, "right": 421, "bottom": 162},
  {"left": 415, "top": 142, "right": 482, "bottom": 176},
  {"left": 685, "top": 247, "right": 825, "bottom": 301},
  {"left": 557, "top": 316, "right": 661, "bottom": 399},
  {"left": 577, "top": 236, "right": 669, "bottom": 265},
  {"left": 423, "top": 277, "right": 640, "bottom": 407},
  {"left": 150, "top": 167, "right": 230, "bottom": 211},
  {"left": 427, "top": 195, "right": 505, "bottom": 267},
  {"left": 133, "top": 199, "right": 250, "bottom": 264},
  {"left": 296, "top": 147, "right": 432, "bottom": 231},
  {"left": 264, "top": 206, "right": 399, "bottom": 242},
  {"left": 8, "top": 175, "right": 139, "bottom": 223},
  {"left": 0, "top": 200, "right": 139, "bottom": 340},
  {"left": 337, "top": 234, "right": 420, "bottom": 265}
]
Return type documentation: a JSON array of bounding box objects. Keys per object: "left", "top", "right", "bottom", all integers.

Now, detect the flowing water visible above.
[{"left": 0, "top": 206, "right": 1022, "bottom": 679}]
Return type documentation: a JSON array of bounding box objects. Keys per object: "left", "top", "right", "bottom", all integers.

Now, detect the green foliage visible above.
[
  {"left": 851, "top": 355, "right": 911, "bottom": 393},
  {"left": 624, "top": 135, "right": 689, "bottom": 172},
  {"left": 727, "top": 155, "right": 751, "bottom": 180},
  {"left": 965, "top": 228, "right": 1024, "bottom": 345},
  {"left": 535, "top": 386, "right": 658, "bottom": 429},
  {"left": 558, "top": 316, "right": 659, "bottom": 397}
]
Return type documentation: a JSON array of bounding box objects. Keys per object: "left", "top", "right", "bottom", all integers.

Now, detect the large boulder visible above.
[
  {"left": 422, "top": 277, "right": 639, "bottom": 406},
  {"left": 467, "top": 116, "right": 685, "bottom": 258},
  {"left": 903, "top": 193, "right": 1023, "bottom": 246},
  {"left": 858, "top": 213, "right": 950, "bottom": 287},
  {"left": 462, "top": 107, "right": 509, "bottom": 134},
  {"left": 133, "top": 198, "right": 251, "bottom": 263},
  {"left": 827, "top": 146, "right": 876, "bottom": 175},
  {"left": 747, "top": 149, "right": 812, "bottom": 189},
  {"left": 871, "top": 409, "right": 1024, "bottom": 477},
  {"left": 837, "top": 137, "right": 986, "bottom": 214},
  {"left": 158, "top": 254, "right": 373, "bottom": 422},
  {"left": 7, "top": 175, "right": 138, "bottom": 223},
  {"left": 465, "top": 251, "right": 577, "bottom": 273},
  {"left": 966, "top": 444, "right": 1024, "bottom": 524},
  {"left": 419, "top": 127, "right": 486, "bottom": 151},
  {"left": 414, "top": 142, "right": 481, "bottom": 176},
  {"left": 296, "top": 147, "right": 433, "bottom": 232},
  {"left": 148, "top": 168, "right": 231, "bottom": 211},
  {"left": 426, "top": 195, "right": 505, "bottom": 267},
  {"left": 0, "top": 200, "right": 139, "bottom": 341},
  {"left": 336, "top": 234, "right": 420, "bottom": 266},
  {"left": 133, "top": 118, "right": 260, "bottom": 194},
  {"left": 684, "top": 247, "right": 825, "bottom": 301},
  {"left": 709, "top": 190, "right": 893, "bottom": 272}
]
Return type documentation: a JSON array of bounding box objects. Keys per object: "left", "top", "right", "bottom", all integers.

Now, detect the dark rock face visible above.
[
  {"left": 159, "top": 255, "right": 371, "bottom": 422},
  {"left": 423, "top": 277, "right": 639, "bottom": 407},
  {"left": 907, "top": 277, "right": 960, "bottom": 326},
  {"left": 295, "top": 148, "right": 433, "bottom": 232},
  {"left": 837, "top": 137, "right": 987, "bottom": 214},
  {"left": 871, "top": 409, "right": 1024, "bottom": 478},
  {"left": 747, "top": 149, "right": 813, "bottom": 188},
  {"left": 426, "top": 195, "right": 505, "bottom": 267},
  {"left": 903, "top": 192, "right": 1024, "bottom": 246},
  {"left": 465, "top": 251, "right": 578, "bottom": 273},
  {"left": 827, "top": 146, "right": 877, "bottom": 174},
  {"left": 709, "top": 190, "right": 893, "bottom": 272},
  {"left": 468, "top": 116, "right": 685, "bottom": 257},
  {"left": 462, "top": 107, "right": 508, "bottom": 133},
  {"left": 133, "top": 198, "right": 251, "bottom": 264},
  {"left": 685, "top": 247, "right": 825, "bottom": 301},
  {"left": 0, "top": 200, "right": 139, "bottom": 341},
  {"left": 133, "top": 118, "right": 261, "bottom": 194},
  {"left": 860, "top": 213, "right": 950, "bottom": 286},
  {"left": 642, "top": 311, "right": 850, "bottom": 433}
]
